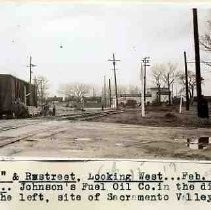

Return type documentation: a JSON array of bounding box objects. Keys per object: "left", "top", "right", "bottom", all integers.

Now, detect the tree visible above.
[
  {"left": 34, "top": 76, "right": 49, "bottom": 105},
  {"left": 162, "top": 63, "right": 178, "bottom": 104},
  {"left": 151, "top": 63, "right": 178, "bottom": 104},
  {"left": 200, "top": 20, "right": 211, "bottom": 67},
  {"left": 177, "top": 70, "right": 196, "bottom": 100},
  {"left": 58, "top": 82, "right": 91, "bottom": 109},
  {"left": 151, "top": 64, "right": 164, "bottom": 104},
  {"left": 151, "top": 64, "right": 165, "bottom": 86},
  {"left": 200, "top": 20, "right": 211, "bottom": 51}
]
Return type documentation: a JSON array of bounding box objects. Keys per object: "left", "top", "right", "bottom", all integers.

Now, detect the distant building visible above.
[
  {"left": 111, "top": 88, "right": 171, "bottom": 108},
  {"left": 112, "top": 93, "right": 151, "bottom": 108},
  {"left": 149, "top": 87, "right": 171, "bottom": 104},
  {"left": 63, "top": 96, "right": 102, "bottom": 108},
  {"left": 47, "top": 96, "right": 63, "bottom": 103},
  {"left": 84, "top": 96, "right": 102, "bottom": 108}
]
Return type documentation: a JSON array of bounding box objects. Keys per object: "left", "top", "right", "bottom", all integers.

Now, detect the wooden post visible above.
[
  {"left": 109, "top": 79, "right": 112, "bottom": 108},
  {"left": 140, "top": 63, "right": 145, "bottom": 117},
  {"left": 184, "top": 51, "right": 190, "bottom": 110},
  {"left": 193, "top": 8, "right": 203, "bottom": 117}
]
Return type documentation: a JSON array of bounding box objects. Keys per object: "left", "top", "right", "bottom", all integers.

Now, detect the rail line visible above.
[
  {"left": 0, "top": 120, "right": 44, "bottom": 133},
  {"left": 0, "top": 109, "right": 123, "bottom": 148},
  {"left": 58, "top": 109, "right": 124, "bottom": 121}
]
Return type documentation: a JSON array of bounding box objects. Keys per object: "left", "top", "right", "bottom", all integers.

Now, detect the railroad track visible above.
[
  {"left": 0, "top": 110, "right": 123, "bottom": 132},
  {"left": 57, "top": 109, "right": 124, "bottom": 121},
  {"left": 0, "top": 121, "right": 43, "bottom": 133},
  {"left": 0, "top": 133, "right": 36, "bottom": 148},
  {"left": 0, "top": 109, "right": 124, "bottom": 149}
]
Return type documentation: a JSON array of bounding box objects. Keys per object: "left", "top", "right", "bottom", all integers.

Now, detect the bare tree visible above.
[
  {"left": 177, "top": 70, "right": 196, "bottom": 100},
  {"left": 200, "top": 19, "right": 211, "bottom": 67},
  {"left": 151, "top": 64, "right": 165, "bottom": 103},
  {"left": 151, "top": 63, "right": 178, "bottom": 104},
  {"left": 200, "top": 20, "right": 211, "bottom": 51},
  {"left": 58, "top": 83, "right": 91, "bottom": 109},
  {"left": 151, "top": 64, "right": 165, "bottom": 86},
  {"left": 162, "top": 63, "right": 178, "bottom": 104},
  {"left": 34, "top": 76, "right": 49, "bottom": 105}
]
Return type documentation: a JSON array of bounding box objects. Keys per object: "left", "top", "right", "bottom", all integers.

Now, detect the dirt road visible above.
[{"left": 0, "top": 118, "right": 211, "bottom": 160}]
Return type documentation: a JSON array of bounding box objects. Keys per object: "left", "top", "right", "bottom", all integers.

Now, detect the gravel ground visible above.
[{"left": 0, "top": 118, "right": 211, "bottom": 160}]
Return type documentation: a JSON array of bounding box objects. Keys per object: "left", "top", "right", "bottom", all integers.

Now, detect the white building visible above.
[
  {"left": 149, "top": 87, "right": 171, "bottom": 104},
  {"left": 111, "top": 88, "right": 171, "bottom": 108}
]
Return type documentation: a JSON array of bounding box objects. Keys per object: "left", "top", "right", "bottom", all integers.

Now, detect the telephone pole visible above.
[
  {"left": 27, "top": 56, "right": 37, "bottom": 84},
  {"left": 184, "top": 51, "right": 190, "bottom": 111},
  {"left": 192, "top": 8, "right": 208, "bottom": 118},
  {"left": 142, "top": 57, "right": 150, "bottom": 103},
  {"left": 108, "top": 53, "right": 120, "bottom": 109},
  {"left": 104, "top": 75, "right": 107, "bottom": 108},
  {"left": 140, "top": 63, "right": 145, "bottom": 117},
  {"left": 108, "top": 78, "right": 112, "bottom": 108}
]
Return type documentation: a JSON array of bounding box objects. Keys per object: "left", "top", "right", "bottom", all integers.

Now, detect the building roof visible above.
[
  {"left": 150, "top": 87, "right": 169, "bottom": 91},
  {"left": 0, "top": 74, "right": 29, "bottom": 84},
  {"left": 118, "top": 93, "right": 152, "bottom": 97}
]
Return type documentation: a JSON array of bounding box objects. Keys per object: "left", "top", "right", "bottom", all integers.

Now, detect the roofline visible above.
[{"left": 0, "top": 74, "right": 31, "bottom": 85}]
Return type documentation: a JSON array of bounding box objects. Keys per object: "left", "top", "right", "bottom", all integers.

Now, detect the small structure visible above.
[
  {"left": 187, "top": 137, "right": 211, "bottom": 150},
  {"left": 112, "top": 93, "right": 152, "bottom": 108},
  {"left": 149, "top": 87, "right": 171, "bottom": 104},
  {"left": 47, "top": 96, "right": 63, "bottom": 103}
]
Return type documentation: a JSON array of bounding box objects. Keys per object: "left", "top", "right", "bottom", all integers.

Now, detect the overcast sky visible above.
[{"left": 0, "top": 2, "right": 211, "bottom": 96}]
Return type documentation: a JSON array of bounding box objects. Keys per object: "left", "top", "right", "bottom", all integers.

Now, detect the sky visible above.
[{"left": 0, "top": 2, "right": 211, "bottom": 96}]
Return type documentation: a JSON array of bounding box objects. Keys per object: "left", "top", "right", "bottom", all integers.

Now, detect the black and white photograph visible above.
[{"left": 0, "top": 1, "right": 211, "bottom": 160}]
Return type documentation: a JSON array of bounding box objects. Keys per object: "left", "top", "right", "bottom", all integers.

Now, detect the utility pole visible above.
[
  {"left": 40, "top": 79, "right": 44, "bottom": 105},
  {"left": 29, "top": 56, "right": 32, "bottom": 84},
  {"left": 92, "top": 88, "right": 96, "bottom": 97},
  {"left": 142, "top": 57, "right": 150, "bottom": 103},
  {"left": 26, "top": 56, "right": 36, "bottom": 105},
  {"left": 27, "top": 56, "right": 37, "bottom": 84},
  {"left": 184, "top": 51, "right": 190, "bottom": 111},
  {"left": 104, "top": 75, "right": 107, "bottom": 108},
  {"left": 140, "top": 63, "right": 145, "bottom": 117},
  {"left": 167, "top": 73, "right": 171, "bottom": 105},
  {"left": 158, "top": 83, "right": 161, "bottom": 104},
  {"left": 108, "top": 53, "right": 120, "bottom": 109},
  {"left": 192, "top": 8, "right": 208, "bottom": 118},
  {"left": 33, "top": 77, "right": 38, "bottom": 107},
  {"left": 109, "top": 78, "right": 112, "bottom": 108}
]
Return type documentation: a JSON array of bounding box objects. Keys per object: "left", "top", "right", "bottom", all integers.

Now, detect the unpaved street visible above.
[{"left": 0, "top": 118, "right": 211, "bottom": 160}]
